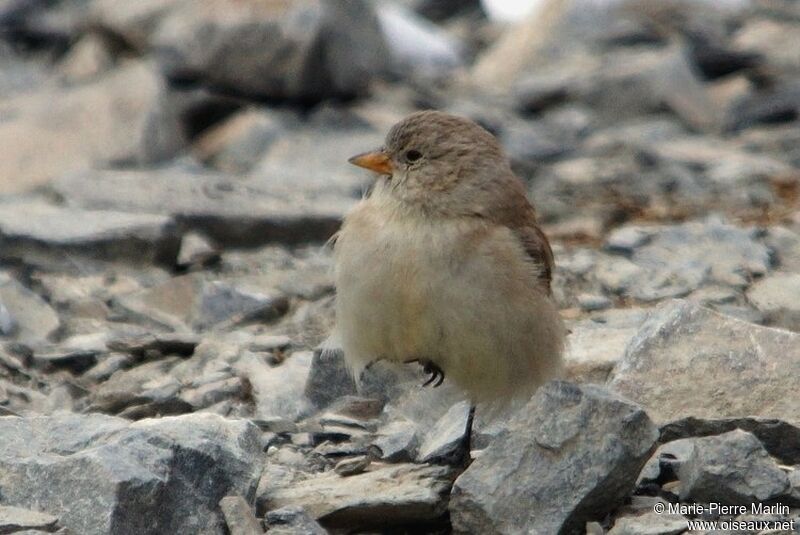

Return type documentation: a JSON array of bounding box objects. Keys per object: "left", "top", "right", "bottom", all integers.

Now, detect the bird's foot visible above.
[{"left": 421, "top": 360, "right": 445, "bottom": 388}]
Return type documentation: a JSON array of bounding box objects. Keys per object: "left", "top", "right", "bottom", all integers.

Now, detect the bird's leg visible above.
[{"left": 404, "top": 358, "right": 446, "bottom": 388}]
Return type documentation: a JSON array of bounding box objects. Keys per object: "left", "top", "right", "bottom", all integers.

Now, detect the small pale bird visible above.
[{"left": 331, "top": 110, "right": 565, "bottom": 403}]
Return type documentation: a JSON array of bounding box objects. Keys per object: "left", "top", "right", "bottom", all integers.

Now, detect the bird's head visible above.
[{"left": 348, "top": 110, "right": 516, "bottom": 215}]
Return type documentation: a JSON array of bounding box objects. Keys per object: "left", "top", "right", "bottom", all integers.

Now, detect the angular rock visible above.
[
  {"left": 114, "top": 274, "right": 288, "bottom": 332},
  {"left": 177, "top": 232, "right": 220, "bottom": 270},
  {"left": 608, "top": 511, "right": 687, "bottom": 535},
  {"left": 0, "top": 412, "right": 262, "bottom": 535},
  {"left": 747, "top": 272, "right": 800, "bottom": 331},
  {"left": 234, "top": 350, "right": 314, "bottom": 422},
  {"left": 678, "top": 430, "right": 790, "bottom": 506},
  {"left": 219, "top": 496, "right": 263, "bottom": 535},
  {"left": 0, "top": 505, "right": 60, "bottom": 534},
  {"left": 53, "top": 166, "right": 350, "bottom": 246},
  {"left": 565, "top": 308, "right": 647, "bottom": 384},
  {"left": 263, "top": 506, "right": 326, "bottom": 535},
  {"left": 0, "top": 200, "right": 179, "bottom": 267},
  {"left": 450, "top": 381, "right": 658, "bottom": 534},
  {"left": 304, "top": 347, "right": 357, "bottom": 409},
  {"left": 261, "top": 463, "right": 452, "bottom": 531},
  {"left": 0, "top": 273, "right": 60, "bottom": 344},
  {"left": 372, "top": 419, "right": 419, "bottom": 462},
  {"left": 151, "top": 0, "right": 389, "bottom": 101},
  {"left": 601, "top": 218, "right": 770, "bottom": 300},
  {"left": 609, "top": 300, "right": 800, "bottom": 426},
  {"left": 0, "top": 61, "right": 182, "bottom": 194},
  {"left": 417, "top": 400, "right": 472, "bottom": 464}
]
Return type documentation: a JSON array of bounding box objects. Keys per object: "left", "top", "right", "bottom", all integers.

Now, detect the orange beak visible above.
[{"left": 348, "top": 150, "right": 394, "bottom": 175}]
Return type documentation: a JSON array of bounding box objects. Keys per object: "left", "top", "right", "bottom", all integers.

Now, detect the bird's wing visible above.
[{"left": 512, "top": 222, "right": 555, "bottom": 294}]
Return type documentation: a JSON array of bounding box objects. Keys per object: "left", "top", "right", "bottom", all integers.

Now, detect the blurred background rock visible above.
[{"left": 1, "top": 1, "right": 800, "bottom": 533}]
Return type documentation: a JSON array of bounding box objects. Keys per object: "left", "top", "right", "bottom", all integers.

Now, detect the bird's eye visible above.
[{"left": 405, "top": 150, "right": 422, "bottom": 162}]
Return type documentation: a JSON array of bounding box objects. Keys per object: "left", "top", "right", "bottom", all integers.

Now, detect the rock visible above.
[
  {"left": 53, "top": 165, "right": 350, "bottom": 246},
  {"left": 234, "top": 351, "right": 314, "bottom": 422},
  {"left": 87, "top": 356, "right": 184, "bottom": 414},
  {"left": 747, "top": 272, "right": 800, "bottom": 331},
  {"left": 0, "top": 200, "right": 180, "bottom": 267},
  {"left": 150, "top": 0, "right": 389, "bottom": 101},
  {"left": 609, "top": 300, "right": 800, "bottom": 427},
  {"left": 450, "top": 381, "right": 658, "bottom": 534},
  {"left": 678, "top": 430, "right": 790, "bottom": 505},
  {"left": 114, "top": 274, "right": 288, "bottom": 332},
  {"left": 0, "top": 505, "right": 60, "bottom": 534},
  {"left": 192, "top": 108, "right": 286, "bottom": 174},
  {"left": 304, "top": 347, "right": 357, "bottom": 409},
  {"left": 764, "top": 226, "right": 800, "bottom": 273},
  {"left": 600, "top": 218, "right": 770, "bottom": 300},
  {"left": 375, "top": 3, "right": 463, "bottom": 77},
  {"left": 417, "top": 400, "right": 472, "bottom": 464},
  {"left": 0, "top": 273, "right": 60, "bottom": 344},
  {"left": 0, "top": 61, "right": 183, "bottom": 194},
  {"left": 90, "top": 0, "right": 186, "bottom": 52},
  {"left": 177, "top": 232, "right": 220, "bottom": 270},
  {"left": 372, "top": 419, "right": 420, "bottom": 462},
  {"left": 333, "top": 455, "right": 371, "bottom": 477},
  {"left": 261, "top": 463, "right": 453, "bottom": 531},
  {"left": 0, "top": 412, "right": 262, "bottom": 535},
  {"left": 608, "top": 511, "right": 687, "bottom": 535},
  {"left": 58, "top": 33, "right": 115, "bottom": 83},
  {"left": 732, "top": 18, "right": 800, "bottom": 75},
  {"left": 219, "top": 496, "right": 263, "bottom": 535},
  {"left": 263, "top": 506, "right": 326, "bottom": 535},
  {"left": 576, "top": 293, "right": 612, "bottom": 312},
  {"left": 565, "top": 308, "right": 647, "bottom": 383},
  {"left": 660, "top": 417, "right": 800, "bottom": 466}
]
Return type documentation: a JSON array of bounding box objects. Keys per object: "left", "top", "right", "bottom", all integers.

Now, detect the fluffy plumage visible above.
[{"left": 332, "top": 110, "right": 565, "bottom": 402}]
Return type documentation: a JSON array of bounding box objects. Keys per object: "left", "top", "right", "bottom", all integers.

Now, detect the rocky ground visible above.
[{"left": 1, "top": 0, "right": 799, "bottom": 534}]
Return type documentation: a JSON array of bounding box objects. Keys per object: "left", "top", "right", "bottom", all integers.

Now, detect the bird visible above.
[{"left": 330, "top": 110, "right": 565, "bottom": 403}]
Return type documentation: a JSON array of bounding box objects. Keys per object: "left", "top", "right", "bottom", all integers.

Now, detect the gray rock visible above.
[
  {"left": 177, "top": 232, "right": 220, "bottom": 269},
  {"left": 261, "top": 463, "right": 452, "bottom": 531},
  {"left": 600, "top": 218, "right": 770, "bottom": 300},
  {"left": 0, "top": 273, "right": 60, "bottom": 344},
  {"left": 234, "top": 351, "right": 314, "bottom": 422},
  {"left": 53, "top": 166, "right": 349, "bottom": 246},
  {"left": 0, "top": 200, "right": 179, "bottom": 267},
  {"left": 608, "top": 511, "right": 687, "bottom": 535},
  {"left": 764, "top": 226, "right": 800, "bottom": 273},
  {"left": 747, "top": 272, "right": 800, "bottom": 331},
  {"left": 114, "top": 274, "right": 288, "bottom": 332},
  {"left": 450, "top": 381, "right": 658, "bottom": 534},
  {"left": 304, "top": 347, "right": 357, "bottom": 409},
  {"left": 263, "top": 506, "right": 326, "bottom": 535},
  {"left": 151, "top": 0, "right": 389, "bottom": 101},
  {"left": 333, "top": 455, "right": 371, "bottom": 477},
  {"left": 679, "top": 430, "right": 790, "bottom": 505},
  {"left": 375, "top": 2, "right": 463, "bottom": 77},
  {"left": 609, "top": 300, "right": 800, "bottom": 427},
  {"left": 417, "top": 400, "right": 472, "bottom": 464},
  {"left": 0, "top": 412, "right": 262, "bottom": 535},
  {"left": 565, "top": 308, "right": 647, "bottom": 384},
  {"left": 0, "top": 61, "right": 182, "bottom": 194},
  {"left": 0, "top": 505, "right": 60, "bottom": 534},
  {"left": 218, "top": 496, "right": 263, "bottom": 535},
  {"left": 372, "top": 418, "right": 420, "bottom": 462},
  {"left": 576, "top": 293, "right": 612, "bottom": 312}
]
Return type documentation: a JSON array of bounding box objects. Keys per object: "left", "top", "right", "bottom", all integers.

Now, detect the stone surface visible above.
[
  {"left": 747, "top": 272, "right": 800, "bottom": 331},
  {"left": 150, "top": 0, "right": 389, "bottom": 101},
  {"left": 0, "top": 505, "right": 60, "bottom": 534},
  {"left": 263, "top": 506, "right": 326, "bottom": 535},
  {"left": 0, "top": 200, "right": 180, "bottom": 267},
  {"left": 608, "top": 511, "right": 687, "bottom": 535},
  {"left": 53, "top": 166, "right": 350, "bottom": 246},
  {"left": 0, "top": 412, "right": 262, "bottom": 535},
  {"left": 0, "top": 273, "right": 60, "bottom": 344},
  {"left": 609, "top": 300, "right": 800, "bottom": 426},
  {"left": 450, "top": 381, "right": 658, "bottom": 534},
  {"left": 678, "top": 430, "right": 790, "bottom": 506},
  {"left": 0, "top": 61, "right": 182, "bottom": 193},
  {"left": 219, "top": 496, "right": 263, "bottom": 535},
  {"left": 261, "top": 463, "right": 453, "bottom": 530},
  {"left": 417, "top": 400, "right": 471, "bottom": 464}
]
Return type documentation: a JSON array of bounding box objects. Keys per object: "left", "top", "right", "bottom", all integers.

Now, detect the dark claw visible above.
[{"left": 422, "top": 361, "right": 445, "bottom": 388}]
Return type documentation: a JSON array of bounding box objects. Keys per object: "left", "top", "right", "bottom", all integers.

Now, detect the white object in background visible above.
[
  {"left": 480, "top": 0, "right": 546, "bottom": 22},
  {"left": 376, "top": 3, "right": 463, "bottom": 75}
]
